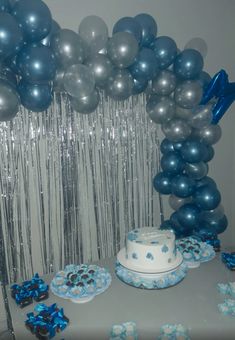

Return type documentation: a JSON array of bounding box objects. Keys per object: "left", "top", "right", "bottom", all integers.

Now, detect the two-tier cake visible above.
[{"left": 116, "top": 227, "right": 187, "bottom": 289}]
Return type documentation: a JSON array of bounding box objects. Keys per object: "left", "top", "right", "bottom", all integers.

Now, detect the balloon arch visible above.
[{"left": 0, "top": 0, "right": 234, "bottom": 248}]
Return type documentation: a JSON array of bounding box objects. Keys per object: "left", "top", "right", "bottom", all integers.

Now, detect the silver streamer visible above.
[{"left": 0, "top": 93, "right": 163, "bottom": 284}]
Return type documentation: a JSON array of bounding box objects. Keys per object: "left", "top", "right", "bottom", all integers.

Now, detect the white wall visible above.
[{"left": 45, "top": 0, "right": 235, "bottom": 247}]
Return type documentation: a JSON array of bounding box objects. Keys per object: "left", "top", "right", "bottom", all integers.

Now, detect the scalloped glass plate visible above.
[{"left": 117, "top": 248, "right": 183, "bottom": 274}]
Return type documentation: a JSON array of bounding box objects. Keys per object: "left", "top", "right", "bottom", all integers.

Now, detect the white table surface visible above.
[{"left": 6, "top": 254, "right": 235, "bottom": 339}]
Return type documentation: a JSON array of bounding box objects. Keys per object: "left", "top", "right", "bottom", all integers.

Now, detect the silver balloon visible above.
[
  {"left": 105, "top": 69, "right": 134, "bottom": 101},
  {"left": 169, "top": 195, "right": 192, "bottom": 210},
  {"left": 53, "top": 69, "right": 65, "bottom": 93},
  {"left": 78, "top": 15, "right": 108, "bottom": 54},
  {"left": 184, "top": 38, "right": 208, "bottom": 58},
  {"left": 174, "top": 80, "right": 203, "bottom": 109},
  {"left": 70, "top": 88, "right": 100, "bottom": 114},
  {"left": 86, "top": 54, "right": 113, "bottom": 87},
  {"left": 51, "top": 29, "right": 86, "bottom": 69},
  {"left": 63, "top": 64, "right": 95, "bottom": 98},
  {"left": 195, "top": 124, "right": 222, "bottom": 145},
  {"left": 188, "top": 104, "right": 213, "bottom": 129},
  {"left": 0, "top": 79, "right": 20, "bottom": 121},
  {"left": 162, "top": 119, "right": 192, "bottom": 142},
  {"left": 185, "top": 162, "right": 208, "bottom": 180},
  {"left": 175, "top": 106, "right": 192, "bottom": 120},
  {"left": 107, "top": 32, "right": 138, "bottom": 68},
  {"left": 146, "top": 96, "right": 175, "bottom": 124},
  {"left": 199, "top": 204, "right": 224, "bottom": 222},
  {"left": 152, "top": 70, "right": 176, "bottom": 96}
]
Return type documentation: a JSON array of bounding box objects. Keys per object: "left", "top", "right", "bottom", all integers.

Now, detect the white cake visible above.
[{"left": 124, "top": 227, "right": 177, "bottom": 272}]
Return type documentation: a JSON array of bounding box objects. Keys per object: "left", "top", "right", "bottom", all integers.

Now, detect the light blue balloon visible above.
[
  {"left": 180, "top": 140, "right": 207, "bottom": 163},
  {"left": 12, "top": 0, "right": 52, "bottom": 42},
  {"left": 160, "top": 139, "right": 175, "bottom": 154},
  {"left": 129, "top": 47, "right": 159, "bottom": 81},
  {"left": 18, "top": 80, "right": 53, "bottom": 112},
  {"left": 112, "top": 16, "right": 142, "bottom": 44},
  {"left": 16, "top": 44, "right": 57, "bottom": 83},
  {"left": 177, "top": 203, "right": 200, "bottom": 229},
  {"left": 151, "top": 36, "right": 177, "bottom": 69},
  {"left": 134, "top": 13, "right": 157, "bottom": 47},
  {"left": 174, "top": 49, "right": 204, "bottom": 80},
  {"left": 0, "top": 12, "right": 23, "bottom": 60}
]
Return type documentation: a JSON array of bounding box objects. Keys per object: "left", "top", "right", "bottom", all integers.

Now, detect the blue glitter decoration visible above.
[
  {"left": 146, "top": 252, "right": 154, "bottom": 260},
  {"left": 161, "top": 245, "right": 169, "bottom": 253},
  {"left": 132, "top": 253, "right": 138, "bottom": 260}
]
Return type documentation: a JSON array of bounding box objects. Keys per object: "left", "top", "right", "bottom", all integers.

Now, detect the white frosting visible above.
[{"left": 126, "top": 227, "right": 176, "bottom": 271}]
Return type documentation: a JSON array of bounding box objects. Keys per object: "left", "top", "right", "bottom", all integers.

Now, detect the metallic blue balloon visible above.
[
  {"left": 171, "top": 174, "right": 196, "bottom": 198},
  {"left": 195, "top": 176, "right": 217, "bottom": 189},
  {"left": 4, "top": 54, "right": 19, "bottom": 74},
  {"left": 0, "top": 65, "right": 17, "bottom": 87},
  {"left": 134, "top": 13, "right": 157, "bottom": 47},
  {"left": 161, "top": 151, "right": 185, "bottom": 175},
  {"left": 200, "top": 215, "right": 228, "bottom": 234},
  {"left": 173, "top": 142, "right": 183, "bottom": 151},
  {"left": 12, "top": 0, "right": 52, "bottom": 42},
  {"left": 132, "top": 77, "right": 148, "bottom": 95},
  {"left": 170, "top": 212, "right": 192, "bottom": 238},
  {"left": 198, "top": 71, "right": 211, "bottom": 91},
  {"left": 18, "top": 80, "right": 52, "bottom": 112},
  {"left": 180, "top": 140, "right": 207, "bottom": 163},
  {"left": 0, "top": 0, "right": 11, "bottom": 12},
  {"left": 0, "top": 12, "right": 23, "bottom": 60},
  {"left": 174, "top": 49, "right": 204, "bottom": 80},
  {"left": 151, "top": 36, "right": 177, "bottom": 69},
  {"left": 129, "top": 47, "right": 159, "bottom": 81},
  {"left": 160, "top": 139, "right": 175, "bottom": 154},
  {"left": 194, "top": 184, "right": 221, "bottom": 210},
  {"left": 17, "top": 44, "right": 57, "bottom": 83},
  {"left": 177, "top": 203, "right": 200, "bottom": 229},
  {"left": 41, "top": 20, "right": 61, "bottom": 46},
  {"left": 202, "top": 145, "right": 214, "bottom": 162},
  {"left": 153, "top": 172, "right": 172, "bottom": 195},
  {"left": 112, "top": 17, "right": 142, "bottom": 44}
]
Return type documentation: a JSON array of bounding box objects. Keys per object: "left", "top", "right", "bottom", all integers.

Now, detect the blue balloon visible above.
[
  {"left": 41, "top": 20, "right": 61, "bottom": 47},
  {"left": 160, "top": 139, "right": 175, "bottom": 154},
  {"left": 171, "top": 174, "right": 196, "bottom": 198},
  {"left": 151, "top": 36, "right": 177, "bottom": 69},
  {"left": 129, "top": 47, "right": 159, "bottom": 81},
  {"left": 134, "top": 13, "right": 157, "bottom": 47},
  {"left": 170, "top": 212, "right": 192, "bottom": 238},
  {"left": 18, "top": 80, "right": 52, "bottom": 112},
  {"left": 202, "top": 145, "right": 214, "bottom": 162},
  {"left": 161, "top": 151, "right": 185, "bottom": 175},
  {"left": 204, "top": 215, "right": 228, "bottom": 234},
  {"left": 180, "top": 140, "right": 207, "bottom": 163},
  {"left": 12, "top": 0, "right": 52, "bottom": 42},
  {"left": 177, "top": 203, "right": 200, "bottom": 229},
  {"left": 132, "top": 77, "right": 148, "bottom": 95},
  {"left": 194, "top": 184, "right": 221, "bottom": 210},
  {"left": 174, "top": 49, "right": 204, "bottom": 80},
  {"left": 0, "top": 65, "right": 17, "bottom": 87},
  {"left": 0, "top": 12, "right": 23, "bottom": 60},
  {"left": 17, "top": 44, "right": 57, "bottom": 83},
  {"left": 173, "top": 141, "right": 184, "bottom": 151},
  {"left": 153, "top": 172, "right": 172, "bottom": 195},
  {"left": 112, "top": 17, "right": 142, "bottom": 44},
  {"left": 160, "top": 219, "right": 175, "bottom": 231},
  {"left": 195, "top": 176, "right": 217, "bottom": 189},
  {"left": 0, "top": 0, "right": 11, "bottom": 12},
  {"left": 4, "top": 54, "right": 19, "bottom": 74},
  {"left": 198, "top": 71, "right": 211, "bottom": 91}
]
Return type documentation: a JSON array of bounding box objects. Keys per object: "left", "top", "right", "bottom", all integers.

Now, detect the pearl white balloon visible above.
[
  {"left": 162, "top": 119, "right": 192, "bottom": 142},
  {"left": 152, "top": 70, "right": 176, "bottom": 96},
  {"left": 174, "top": 80, "right": 203, "bottom": 109}
]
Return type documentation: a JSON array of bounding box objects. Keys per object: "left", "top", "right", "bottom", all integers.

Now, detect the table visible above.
[{"left": 6, "top": 255, "right": 235, "bottom": 339}]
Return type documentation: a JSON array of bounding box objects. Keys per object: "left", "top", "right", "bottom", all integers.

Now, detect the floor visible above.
[{"left": 0, "top": 321, "right": 12, "bottom": 340}]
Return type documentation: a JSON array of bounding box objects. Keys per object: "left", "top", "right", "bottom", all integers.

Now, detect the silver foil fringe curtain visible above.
[{"left": 0, "top": 93, "right": 163, "bottom": 284}]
